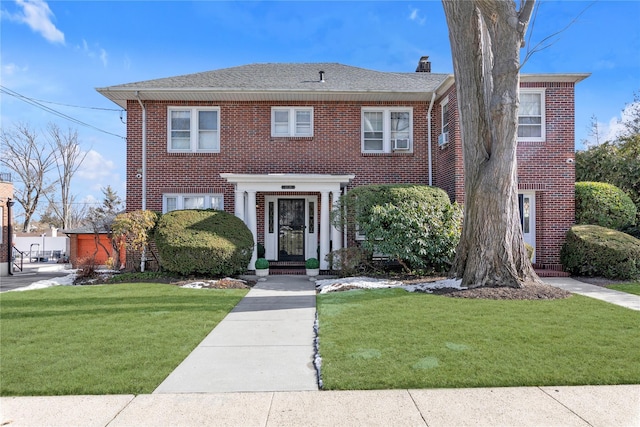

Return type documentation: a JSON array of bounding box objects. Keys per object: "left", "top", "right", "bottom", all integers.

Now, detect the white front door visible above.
[
  {"left": 264, "top": 196, "right": 318, "bottom": 261},
  {"left": 518, "top": 192, "right": 536, "bottom": 262}
]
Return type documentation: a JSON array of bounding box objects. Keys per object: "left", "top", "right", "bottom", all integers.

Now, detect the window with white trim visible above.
[
  {"left": 441, "top": 99, "right": 450, "bottom": 135},
  {"left": 271, "top": 107, "right": 313, "bottom": 137},
  {"left": 162, "top": 194, "right": 224, "bottom": 213},
  {"left": 518, "top": 89, "right": 545, "bottom": 141},
  {"left": 362, "top": 108, "right": 413, "bottom": 153},
  {"left": 168, "top": 107, "right": 220, "bottom": 152}
]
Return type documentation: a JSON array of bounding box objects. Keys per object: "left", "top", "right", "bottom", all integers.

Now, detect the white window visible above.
[
  {"left": 0, "top": 206, "right": 3, "bottom": 244},
  {"left": 362, "top": 108, "right": 413, "bottom": 153},
  {"left": 168, "top": 107, "right": 220, "bottom": 152},
  {"left": 162, "top": 194, "right": 224, "bottom": 213},
  {"left": 441, "top": 99, "right": 450, "bottom": 135},
  {"left": 518, "top": 90, "right": 545, "bottom": 141},
  {"left": 271, "top": 107, "right": 313, "bottom": 137}
]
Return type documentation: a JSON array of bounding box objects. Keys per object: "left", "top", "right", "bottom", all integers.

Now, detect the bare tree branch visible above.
[{"left": 0, "top": 123, "right": 56, "bottom": 232}]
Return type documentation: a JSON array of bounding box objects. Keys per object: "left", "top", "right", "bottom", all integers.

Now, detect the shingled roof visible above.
[{"left": 97, "top": 62, "right": 452, "bottom": 107}]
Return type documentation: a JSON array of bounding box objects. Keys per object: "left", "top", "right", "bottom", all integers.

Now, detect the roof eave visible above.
[{"left": 95, "top": 88, "right": 439, "bottom": 108}]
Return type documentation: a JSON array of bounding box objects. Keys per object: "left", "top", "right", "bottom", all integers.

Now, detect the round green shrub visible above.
[
  {"left": 334, "top": 184, "right": 462, "bottom": 273},
  {"left": 154, "top": 209, "right": 254, "bottom": 276},
  {"left": 255, "top": 258, "right": 269, "bottom": 269},
  {"left": 560, "top": 224, "right": 640, "bottom": 279},
  {"left": 575, "top": 182, "right": 637, "bottom": 230},
  {"left": 305, "top": 257, "right": 319, "bottom": 269}
]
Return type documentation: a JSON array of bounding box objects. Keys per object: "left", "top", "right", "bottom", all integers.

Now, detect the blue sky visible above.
[{"left": 1, "top": 0, "right": 639, "bottom": 217}]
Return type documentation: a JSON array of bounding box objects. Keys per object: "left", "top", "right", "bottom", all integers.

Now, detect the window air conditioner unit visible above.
[
  {"left": 392, "top": 138, "right": 410, "bottom": 150},
  {"left": 437, "top": 132, "right": 449, "bottom": 148}
]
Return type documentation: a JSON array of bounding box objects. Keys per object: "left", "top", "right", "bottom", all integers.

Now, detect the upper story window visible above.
[
  {"left": 518, "top": 89, "right": 545, "bottom": 142},
  {"left": 168, "top": 107, "right": 220, "bottom": 152},
  {"left": 362, "top": 108, "right": 413, "bottom": 153},
  {"left": 271, "top": 107, "right": 313, "bottom": 137},
  {"left": 163, "top": 193, "right": 224, "bottom": 213}
]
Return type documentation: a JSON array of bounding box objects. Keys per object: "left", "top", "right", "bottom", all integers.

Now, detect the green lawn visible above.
[
  {"left": 317, "top": 289, "right": 640, "bottom": 390},
  {"left": 0, "top": 283, "right": 247, "bottom": 396},
  {"left": 607, "top": 282, "right": 640, "bottom": 296}
]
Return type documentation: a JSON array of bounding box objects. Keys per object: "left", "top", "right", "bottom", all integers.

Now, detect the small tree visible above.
[{"left": 112, "top": 210, "right": 158, "bottom": 271}]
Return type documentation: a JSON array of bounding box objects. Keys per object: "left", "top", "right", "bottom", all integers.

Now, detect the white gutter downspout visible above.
[
  {"left": 136, "top": 92, "right": 147, "bottom": 272},
  {"left": 135, "top": 92, "right": 147, "bottom": 210},
  {"left": 427, "top": 92, "right": 436, "bottom": 186}
]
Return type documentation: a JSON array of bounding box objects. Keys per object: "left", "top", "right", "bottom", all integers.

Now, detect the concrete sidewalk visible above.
[
  {"left": 154, "top": 276, "right": 318, "bottom": 393},
  {"left": 2, "top": 385, "right": 638, "bottom": 426},
  {"left": 542, "top": 277, "right": 640, "bottom": 310}
]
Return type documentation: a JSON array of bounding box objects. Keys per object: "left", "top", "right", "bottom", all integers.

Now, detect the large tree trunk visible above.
[{"left": 443, "top": 0, "right": 541, "bottom": 288}]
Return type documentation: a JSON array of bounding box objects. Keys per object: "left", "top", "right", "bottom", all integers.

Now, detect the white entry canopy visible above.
[
  {"left": 220, "top": 173, "right": 355, "bottom": 192},
  {"left": 221, "top": 173, "right": 355, "bottom": 270}
]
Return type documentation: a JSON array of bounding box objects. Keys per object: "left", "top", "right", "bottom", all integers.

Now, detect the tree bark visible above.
[{"left": 442, "top": 0, "right": 541, "bottom": 288}]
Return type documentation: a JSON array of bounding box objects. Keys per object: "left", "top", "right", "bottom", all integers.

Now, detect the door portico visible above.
[{"left": 221, "top": 174, "right": 354, "bottom": 270}]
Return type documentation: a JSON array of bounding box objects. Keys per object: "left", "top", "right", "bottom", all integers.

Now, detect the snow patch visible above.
[
  {"left": 315, "top": 276, "right": 465, "bottom": 294},
  {"left": 10, "top": 272, "right": 77, "bottom": 292}
]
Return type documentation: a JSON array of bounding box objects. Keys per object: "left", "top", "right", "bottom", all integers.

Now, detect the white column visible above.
[
  {"left": 246, "top": 190, "right": 258, "bottom": 269},
  {"left": 331, "top": 190, "right": 342, "bottom": 255},
  {"left": 234, "top": 189, "right": 245, "bottom": 222},
  {"left": 319, "top": 191, "right": 330, "bottom": 270}
]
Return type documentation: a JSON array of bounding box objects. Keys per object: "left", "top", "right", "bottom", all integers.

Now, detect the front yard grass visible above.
[
  {"left": 607, "top": 281, "right": 640, "bottom": 296},
  {"left": 0, "top": 283, "right": 247, "bottom": 396},
  {"left": 317, "top": 289, "right": 640, "bottom": 390}
]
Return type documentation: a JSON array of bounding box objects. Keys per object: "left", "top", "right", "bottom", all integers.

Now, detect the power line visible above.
[
  {"left": 0, "top": 85, "right": 126, "bottom": 140},
  {"left": 29, "top": 97, "right": 122, "bottom": 112}
]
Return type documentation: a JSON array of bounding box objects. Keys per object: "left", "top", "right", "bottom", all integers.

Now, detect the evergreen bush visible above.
[
  {"left": 333, "top": 184, "right": 462, "bottom": 273},
  {"left": 575, "top": 182, "right": 637, "bottom": 231},
  {"left": 560, "top": 224, "right": 640, "bottom": 279},
  {"left": 154, "top": 209, "right": 254, "bottom": 276}
]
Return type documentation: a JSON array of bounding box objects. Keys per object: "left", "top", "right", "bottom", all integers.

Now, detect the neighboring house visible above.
[
  {"left": 97, "top": 57, "right": 588, "bottom": 273},
  {"left": 0, "top": 173, "right": 14, "bottom": 276},
  {"left": 63, "top": 217, "right": 125, "bottom": 269}
]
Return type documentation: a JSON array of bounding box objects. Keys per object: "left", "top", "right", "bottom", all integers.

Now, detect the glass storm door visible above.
[
  {"left": 518, "top": 193, "right": 536, "bottom": 260},
  {"left": 278, "top": 199, "right": 305, "bottom": 261}
]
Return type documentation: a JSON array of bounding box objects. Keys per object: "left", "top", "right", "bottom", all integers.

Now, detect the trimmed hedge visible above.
[
  {"left": 560, "top": 224, "right": 640, "bottom": 279},
  {"left": 154, "top": 209, "right": 254, "bottom": 276},
  {"left": 575, "top": 182, "right": 637, "bottom": 230}
]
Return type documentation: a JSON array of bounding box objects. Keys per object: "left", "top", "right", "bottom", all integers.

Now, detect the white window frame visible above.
[
  {"left": 271, "top": 107, "right": 314, "bottom": 137},
  {"left": 441, "top": 98, "right": 450, "bottom": 135},
  {"left": 167, "top": 107, "right": 220, "bottom": 153},
  {"left": 162, "top": 194, "right": 224, "bottom": 213},
  {"left": 361, "top": 107, "right": 413, "bottom": 153},
  {"left": 517, "top": 89, "right": 545, "bottom": 142}
]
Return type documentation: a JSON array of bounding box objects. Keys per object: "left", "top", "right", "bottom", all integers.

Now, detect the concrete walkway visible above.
[
  {"left": 2, "top": 385, "right": 638, "bottom": 426},
  {"left": 542, "top": 277, "right": 640, "bottom": 311},
  {"left": 154, "top": 276, "right": 318, "bottom": 393}
]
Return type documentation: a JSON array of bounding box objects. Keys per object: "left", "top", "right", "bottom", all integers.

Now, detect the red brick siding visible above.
[
  {"left": 126, "top": 100, "right": 433, "bottom": 214},
  {"left": 432, "top": 82, "right": 576, "bottom": 266},
  {"left": 126, "top": 82, "right": 577, "bottom": 268}
]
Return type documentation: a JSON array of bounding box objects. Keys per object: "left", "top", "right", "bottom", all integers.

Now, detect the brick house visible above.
[{"left": 97, "top": 58, "right": 587, "bottom": 273}]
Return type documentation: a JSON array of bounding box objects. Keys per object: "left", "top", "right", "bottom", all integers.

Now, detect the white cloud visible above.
[
  {"left": 12, "top": 0, "right": 65, "bottom": 44},
  {"left": 77, "top": 149, "right": 117, "bottom": 181},
  {"left": 2, "top": 62, "right": 29, "bottom": 75},
  {"left": 592, "top": 101, "right": 640, "bottom": 145},
  {"left": 77, "top": 38, "right": 108, "bottom": 67},
  {"left": 99, "top": 49, "right": 108, "bottom": 67},
  {"left": 408, "top": 7, "right": 426, "bottom": 25}
]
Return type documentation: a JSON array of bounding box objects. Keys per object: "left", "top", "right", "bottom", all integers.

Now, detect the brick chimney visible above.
[{"left": 416, "top": 56, "right": 431, "bottom": 73}]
